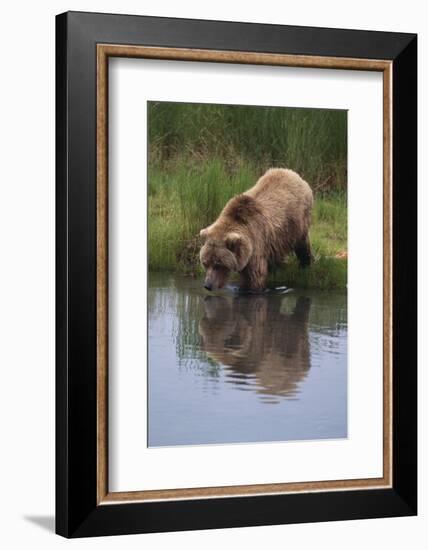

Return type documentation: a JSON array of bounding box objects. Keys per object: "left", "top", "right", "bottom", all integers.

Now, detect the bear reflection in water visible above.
[{"left": 198, "top": 294, "right": 311, "bottom": 403}]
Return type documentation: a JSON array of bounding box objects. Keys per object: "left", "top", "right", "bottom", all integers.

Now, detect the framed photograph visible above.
[{"left": 56, "top": 11, "right": 417, "bottom": 537}]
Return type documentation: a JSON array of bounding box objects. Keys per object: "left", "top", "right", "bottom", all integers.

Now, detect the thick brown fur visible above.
[
  {"left": 199, "top": 295, "right": 311, "bottom": 400},
  {"left": 200, "top": 168, "right": 313, "bottom": 290}
]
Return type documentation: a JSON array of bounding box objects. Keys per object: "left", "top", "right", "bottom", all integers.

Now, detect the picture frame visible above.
[{"left": 56, "top": 11, "right": 417, "bottom": 538}]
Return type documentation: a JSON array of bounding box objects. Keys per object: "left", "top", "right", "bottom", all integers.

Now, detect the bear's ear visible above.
[
  {"left": 199, "top": 228, "right": 209, "bottom": 241},
  {"left": 225, "top": 232, "right": 242, "bottom": 252},
  {"left": 225, "top": 232, "right": 252, "bottom": 271}
]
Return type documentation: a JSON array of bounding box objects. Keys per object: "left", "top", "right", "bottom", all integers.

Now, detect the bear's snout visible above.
[
  {"left": 202, "top": 266, "right": 229, "bottom": 291},
  {"left": 204, "top": 281, "right": 213, "bottom": 291}
]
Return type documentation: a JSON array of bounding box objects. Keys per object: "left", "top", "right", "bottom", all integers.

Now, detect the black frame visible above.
[{"left": 56, "top": 11, "right": 417, "bottom": 538}]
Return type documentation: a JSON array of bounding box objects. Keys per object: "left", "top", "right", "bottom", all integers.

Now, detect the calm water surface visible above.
[{"left": 148, "top": 273, "right": 347, "bottom": 447}]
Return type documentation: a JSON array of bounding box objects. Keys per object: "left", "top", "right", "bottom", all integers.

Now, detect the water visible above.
[{"left": 148, "top": 273, "right": 347, "bottom": 447}]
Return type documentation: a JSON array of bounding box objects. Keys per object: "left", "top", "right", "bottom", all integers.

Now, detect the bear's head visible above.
[{"left": 199, "top": 228, "right": 253, "bottom": 291}]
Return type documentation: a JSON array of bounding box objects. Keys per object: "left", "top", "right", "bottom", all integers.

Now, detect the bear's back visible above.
[
  {"left": 244, "top": 168, "right": 313, "bottom": 230},
  {"left": 246, "top": 168, "right": 312, "bottom": 204}
]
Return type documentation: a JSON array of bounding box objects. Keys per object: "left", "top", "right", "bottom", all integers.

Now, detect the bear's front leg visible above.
[
  {"left": 294, "top": 234, "right": 314, "bottom": 268},
  {"left": 239, "top": 258, "right": 268, "bottom": 291}
]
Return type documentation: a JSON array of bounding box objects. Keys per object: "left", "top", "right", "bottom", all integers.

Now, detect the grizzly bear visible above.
[
  {"left": 199, "top": 168, "right": 313, "bottom": 291},
  {"left": 198, "top": 294, "right": 311, "bottom": 400}
]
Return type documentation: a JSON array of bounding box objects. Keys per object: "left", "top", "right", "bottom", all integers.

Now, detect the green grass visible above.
[
  {"left": 148, "top": 159, "right": 347, "bottom": 289},
  {"left": 149, "top": 101, "right": 347, "bottom": 192},
  {"left": 267, "top": 257, "right": 347, "bottom": 290}
]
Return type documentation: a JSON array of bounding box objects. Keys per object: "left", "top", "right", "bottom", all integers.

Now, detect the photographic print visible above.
[{"left": 147, "top": 101, "right": 348, "bottom": 447}]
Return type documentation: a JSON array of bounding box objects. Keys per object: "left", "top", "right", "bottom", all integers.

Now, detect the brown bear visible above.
[
  {"left": 199, "top": 168, "right": 313, "bottom": 291},
  {"left": 198, "top": 294, "right": 311, "bottom": 401}
]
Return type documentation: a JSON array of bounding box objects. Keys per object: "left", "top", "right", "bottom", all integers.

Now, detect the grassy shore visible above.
[
  {"left": 148, "top": 102, "right": 347, "bottom": 290},
  {"left": 148, "top": 160, "right": 347, "bottom": 289}
]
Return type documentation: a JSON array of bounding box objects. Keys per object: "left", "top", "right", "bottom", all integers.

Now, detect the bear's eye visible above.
[{"left": 214, "top": 262, "right": 222, "bottom": 269}]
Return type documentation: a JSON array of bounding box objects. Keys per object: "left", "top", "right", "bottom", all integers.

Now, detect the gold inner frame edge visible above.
[{"left": 96, "top": 44, "right": 393, "bottom": 505}]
